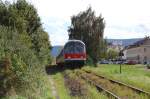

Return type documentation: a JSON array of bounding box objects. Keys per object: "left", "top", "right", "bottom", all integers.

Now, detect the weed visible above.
[{"left": 64, "top": 70, "right": 88, "bottom": 96}]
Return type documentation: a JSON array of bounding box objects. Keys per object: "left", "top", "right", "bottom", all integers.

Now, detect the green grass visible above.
[
  {"left": 40, "top": 75, "right": 54, "bottom": 99},
  {"left": 83, "top": 64, "right": 150, "bottom": 92},
  {"left": 52, "top": 72, "right": 71, "bottom": 99},
  {"left": 86, "top": 84, "right": 108, "bottom": 99},
  {"left": 69, "top": 85, "right": 108, "bottom": 99},
  {"left": 3, "top": 74, "right": 53, "bottom": 99},
  {"left": 51, "top": 70, "right": 109, "bottom": 99}
]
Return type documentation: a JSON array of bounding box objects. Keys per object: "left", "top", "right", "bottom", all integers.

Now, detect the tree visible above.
[
  {"left": 0, "top": 0, "right": 52, "bottom": 98},
  {"left": 0, "top": 0, "right": 51, "bottom": 63},
  {"left": 99, "top": 39, "right": 108, "bottom": 59},
  {"left": 107, "top": 49, "right": 119, "bottom": 59},
  {"left": 68, "top": 7, "right": 105, "bottom": 64}
]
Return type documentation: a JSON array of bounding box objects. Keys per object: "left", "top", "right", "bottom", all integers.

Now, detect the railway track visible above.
[
  {"left": 76, "top": 69, "right": 150, "bottom": 99},
  {"left": 80, "top": 73, "right": 121, "bottom": 99}
]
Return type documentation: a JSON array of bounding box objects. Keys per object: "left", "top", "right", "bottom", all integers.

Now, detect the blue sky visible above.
[{"left": 7, "top": 0, "right": 150, "bottom": 46}]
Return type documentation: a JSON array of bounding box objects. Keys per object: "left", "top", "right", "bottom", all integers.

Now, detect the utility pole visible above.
[{"left": 119, "top": 51, "right": 124, "bottom": 74}]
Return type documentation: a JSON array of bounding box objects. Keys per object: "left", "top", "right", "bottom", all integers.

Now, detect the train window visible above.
[
  {"left": 74, "top": 43, "right": 84, "bottom": 53},
  {"left": 64, "top": 43, "right": 74, "bottom": 54},
  {"left": 64, "top": 41, "right": 85, "bottom": 54}
]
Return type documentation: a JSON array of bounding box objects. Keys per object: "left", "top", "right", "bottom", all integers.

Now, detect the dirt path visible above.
[{"left": 48, "top": 76, "right": 59, "bottom": 99}]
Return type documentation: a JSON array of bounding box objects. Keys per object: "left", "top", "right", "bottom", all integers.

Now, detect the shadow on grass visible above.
[{"left": 45, "top": 64, "right": 81, "bottom": 75}]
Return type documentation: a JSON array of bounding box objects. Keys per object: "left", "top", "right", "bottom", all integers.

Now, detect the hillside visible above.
[
  {"left": 51, "top": 46, "right": 63, "bottom": 57},
  {"left": 106, "top": 38, "right": 142, "bottom": 46}
]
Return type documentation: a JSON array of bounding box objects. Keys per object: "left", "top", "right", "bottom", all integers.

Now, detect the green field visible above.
[{"left": 83, "top": 64, "right": 150, "bottom": 92}]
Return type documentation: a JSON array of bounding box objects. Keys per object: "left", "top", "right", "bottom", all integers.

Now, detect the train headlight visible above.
[
  {"left": 68, "top": 56, "right": 71, "bottom": 59},
  {"left": 81, "top": 56, "right": 83, "bottom": 58}
]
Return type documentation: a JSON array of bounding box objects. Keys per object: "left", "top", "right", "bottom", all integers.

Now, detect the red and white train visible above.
[{"left": 56, "top": 40, "right": 86, "bottom": 66}]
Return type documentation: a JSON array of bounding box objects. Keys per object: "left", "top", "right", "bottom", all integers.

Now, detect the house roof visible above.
[{"left": 124, "top": 36, "right": 150, "bottom": 50}]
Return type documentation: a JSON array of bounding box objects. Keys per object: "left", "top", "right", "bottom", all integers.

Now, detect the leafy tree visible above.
[
  {"left": 0, "top": 0, "right": 52, "bottom": 98},
  {"left": 99, "top": 39, "right": 108, "bottom": 59},
  {"left": 0, "top": 0, "right": 51, "bottom": 63},
  {"left": 68, "top": 7, "right": 105, "bottom": 64},
  {"left": 107, "top": 48, "right": 119, "bottom": 59}
]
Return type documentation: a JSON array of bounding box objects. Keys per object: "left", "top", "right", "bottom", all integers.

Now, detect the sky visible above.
[{"left": 7, "top": 0, "right": 150, "bottom": 45}]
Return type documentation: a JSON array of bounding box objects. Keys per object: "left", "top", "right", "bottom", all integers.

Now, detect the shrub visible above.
[
  {"left": 0, "top": 20, "right": 51, "bottom": 99},
  {"left": 86, "top": 55, "right": 94, "bottom": 66},
  {"left": 0, "top": 0, "right": 52, "bottom": 98},
  {"left": 147, "top": 64, "right": 150, "bottom": 69}
]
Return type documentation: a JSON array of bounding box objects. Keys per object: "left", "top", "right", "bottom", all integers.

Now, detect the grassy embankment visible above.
[
  {"left": 0, "top": 0, "right": 53, "bottom": 98},
  {"left": 5, "top": 75, "right": 53, "bottom": 99},
  {"left": 83, "top": 64, "right": 150, "bottom": 92}
]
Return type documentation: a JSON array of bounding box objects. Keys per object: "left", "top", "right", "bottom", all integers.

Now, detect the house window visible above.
[
  {"left": 137, "top": 55, "right": 140, "bottom": 60},
  {"left": 144, "top": 48, "right": 146, "bottom": 52},
  {"left": 144, "top": 56, "right": 147, "bottom": 64}
]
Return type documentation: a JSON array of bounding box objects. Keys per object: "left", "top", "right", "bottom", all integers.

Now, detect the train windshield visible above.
[{"left": 64, "top": 42, "right": 85, "bottom": 54}]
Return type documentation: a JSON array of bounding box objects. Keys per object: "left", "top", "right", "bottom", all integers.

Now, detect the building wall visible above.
[
  {"left": 125, "top": 39, "right": 150, "bottom": 64},
  {"left": 144, "top": 39, "right": 150, "bottom": 45},
  {"left": 126, "top": 47, "right": 141, "bottom": 63},
  {"left": 142, "top": 45, "right": 150, "bottom": 63},
  {"left": 122, "top": 50, "right": 127, "bottom": 59}
]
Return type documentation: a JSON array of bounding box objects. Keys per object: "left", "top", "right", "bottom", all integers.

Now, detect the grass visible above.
[
  {"left": 40, "top": 75, "right": 54, "bottom": 99},
  {"left": 2, "top": 74, "right": 54, "bottom": 99},
  {"left": 86, "top": 85, "right": 108, "bottom": 99},
  {"left": 74, "top": 69, "right": 108, "bottom": 99},
  {"left": 71, "top": 84, "right": 108, "bottom": 99},
  {"left": 83, "top": 64, "right": 150, "bottom": 92},
  {"left": 52, "top": 72, "right": 71, "bottom": 99},
  {"left": 51, "top": 70, "right": 109, "bottom": 99},
  {"left": 82, "top": 71, "right": 149, "bottom": 99}
]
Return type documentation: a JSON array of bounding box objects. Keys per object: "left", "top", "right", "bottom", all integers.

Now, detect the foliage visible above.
[
  {"left": 107, "top": 48, "right": 119, "bottom": 59},
  {"left": 52, "top": 72, "right": 71, "bottom": 99},
  {"left": 68, "top": 7, "right": 105, "bottom": 64},
  {"left": 52, "top": 70, "right": 107, "bottom": 99},
  {"left": 82, "top": 69, "right": 145, "bottom": 98},
  {"left": 99, "top": 39, "right": 108, "bottom": 59},
  {"left": 146, "top": 63, "right": 150, "bottom": 69},
  {"left": 64, "top": 70, "right": 87, "bottom": 96},
  {"left": 0, "top": 0, "right": 52, "bottom": 98},
  {"left": 0, "top": 0, "right": 51, "bottom": 62},
  {"left": 99, "top": 39, "right": 119, "bottom": 60},
  {"left": 85, "top": 55, "right": 94, "bottom": 66}
]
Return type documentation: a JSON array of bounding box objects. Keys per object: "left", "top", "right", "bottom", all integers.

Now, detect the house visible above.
[{"left": 123, "top": 37, "right": 150, "bottom": 64}]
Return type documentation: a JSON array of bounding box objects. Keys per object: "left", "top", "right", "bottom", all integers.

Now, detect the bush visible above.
[
  {"left": 0, "top": 57, "right": 12, "bottom": 97},
  {"left": 0, "top": 0, "right": 52, "bottom": 98},
  {"left": 85, "top": 55, "right": 94, "bottom": 66},
  {"left": 0, "top": 26, "right": 51, "bottom": 98},
  {"left": 147, "top": 64, "right": 150, "bottom": 69}
]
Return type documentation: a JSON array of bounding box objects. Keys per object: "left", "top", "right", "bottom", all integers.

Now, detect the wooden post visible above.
[
  {"left": 119, "top": 51, "right": 124, "bottom": 74},
  {"left": 120, "top": 63, "right": 121, "bottom": 74}
]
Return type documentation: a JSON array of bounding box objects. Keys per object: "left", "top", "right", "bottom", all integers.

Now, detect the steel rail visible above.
[
  {"left": 81, "top": 75, "right": 121, "bottom": 99},
  {"left": 83, "top": 69, "right": 150, "bottom": 97}
]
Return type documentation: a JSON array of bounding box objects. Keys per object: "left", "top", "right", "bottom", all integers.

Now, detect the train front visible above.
[{"left": 63, "top": 40, "right": 86, "bottom": 66}]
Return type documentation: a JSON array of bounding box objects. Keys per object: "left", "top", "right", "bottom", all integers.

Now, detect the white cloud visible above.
[
  {"left": 5, "top": 0, "right": 150, "bottom": 45},
  {"left": 40, "top": 17, "right": 70, "bottom": 45}
]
